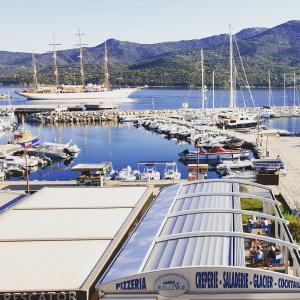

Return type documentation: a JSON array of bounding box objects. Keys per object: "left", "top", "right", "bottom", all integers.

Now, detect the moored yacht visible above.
[{"left": 216, "top": 113, "right": 259, "bottom": 129}]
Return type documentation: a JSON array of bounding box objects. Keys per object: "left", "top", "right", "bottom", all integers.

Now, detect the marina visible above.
[{"left": 0, "top": 4, "right": 300, "bottom": 298}]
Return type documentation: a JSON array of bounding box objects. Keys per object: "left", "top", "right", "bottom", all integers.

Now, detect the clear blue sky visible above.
[{"left": 2, "top": 0, "right": 300, "bottom": 53}]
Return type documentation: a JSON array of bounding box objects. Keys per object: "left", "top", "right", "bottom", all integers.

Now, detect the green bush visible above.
[
  {"left": 240, "top": 198, "right": 263, "bottom": 212},
  {"left": 288, "top": 220, "right": 300, "bottom": 243}
]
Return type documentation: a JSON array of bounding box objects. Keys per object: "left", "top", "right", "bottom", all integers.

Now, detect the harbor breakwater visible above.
[{"left": 24, "top": 109, "right": 185, "bottom": 124}]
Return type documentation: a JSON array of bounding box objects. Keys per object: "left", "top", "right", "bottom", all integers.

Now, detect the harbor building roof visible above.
[
  {"left": 71, "top": 162, "right": 112, "bottom": 171},
  {"left": 0, "top": 186, "right": 152, "bottom": 300},
  {"left": 97, "top": 179, "right": 300, "bottom": 299}
]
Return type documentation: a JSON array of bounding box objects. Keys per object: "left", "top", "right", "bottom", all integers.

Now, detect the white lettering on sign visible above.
[
  {"left": 155, "top": 274, "right": 188, "bottom": 297},
  {"left": 3, "top": 292, "right": 77, "bottom": 300}
]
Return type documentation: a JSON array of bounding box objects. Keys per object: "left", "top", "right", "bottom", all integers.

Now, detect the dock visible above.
[{"left": 217, "top": 127, "right": 300, "bottom": 210}]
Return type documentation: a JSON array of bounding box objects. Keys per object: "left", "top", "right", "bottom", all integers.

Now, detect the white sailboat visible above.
[{"left": 16, "top": 34, "right": 138, "bottom": 101}]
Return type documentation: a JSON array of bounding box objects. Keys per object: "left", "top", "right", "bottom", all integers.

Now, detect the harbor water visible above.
[{"left": 0, "top": 87, "right": 299, "bottom": 181}]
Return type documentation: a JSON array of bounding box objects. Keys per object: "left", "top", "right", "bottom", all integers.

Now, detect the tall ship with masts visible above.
[{"left": 16, "top": 32, "right": 138, "bottom": 101}]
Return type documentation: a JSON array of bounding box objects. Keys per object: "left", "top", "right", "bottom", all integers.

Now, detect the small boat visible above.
[
  {"left": 222, "top": 170, "right": 255, "bottom": 180},
  {"left": 6, "top": 165, "right": 26, "bottom": 177},
  {"left": 279, "top": 131, "right": 300, "bottom": 137},
  {"left": 163, "top": 162, "right": 181, "bottom": 180},
  {"left": 0, "top": 154, "right": 39, "bottom": 169},
  {"left": 29, "top": 146, "right": 72, "bottom": 160},
  {"left": 140, "top": 163, "right": 160, "bottom": 181},
  {"left": 179, "top": 146, "right": 251, "bottom": 162},
  {"left": 116, "top": 166, "right": 140, "bottom": 181},
  {"left": 42, "top": 139, "right": 80, "bottom": 154},
  {"left": 9, "top": 129, "right": 39, "bottom": 147},
  {"left": 0, "top": 164, "right": 6, "bottom": 180},
  {"left": 216, "top": 159, "right": 253, "bottom": 171},
  {"left": 0, "top": 93, "right": 11, "bottom": 99},
  {"left": 216, "top": 113, "right": 259, "bottom": 129}
]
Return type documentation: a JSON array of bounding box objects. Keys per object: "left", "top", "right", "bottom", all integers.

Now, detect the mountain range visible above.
[{"left": 0, "top": 20, "right": 299, "bottom": 87}]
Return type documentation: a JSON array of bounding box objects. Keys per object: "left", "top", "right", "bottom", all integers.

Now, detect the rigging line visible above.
[
  {"left": 60, "top": 51, "right": 79, "bottom": 65},
  {"left": 235, "top": 65, "right": 246, "bottom": 108},
  {"left": 84, "top": 51, "right": 104, "bottom": 69},
  {"left": 185, "top": 53, "right": 202, "bottom": 102},
  {"left": 233, "top": 34, "right": 255, "bottom": 107}
]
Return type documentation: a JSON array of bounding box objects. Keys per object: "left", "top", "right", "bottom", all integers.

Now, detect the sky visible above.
[{"left": 1, "top": 0, "right": 300, "bottom": 53}]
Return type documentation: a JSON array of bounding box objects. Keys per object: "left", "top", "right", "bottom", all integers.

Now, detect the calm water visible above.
[
  {"left": 0, "top": 86, "right": 299, "bottom": 181},
  {"left": 0, "top": 86, "right": 299, "bottom": 109}
]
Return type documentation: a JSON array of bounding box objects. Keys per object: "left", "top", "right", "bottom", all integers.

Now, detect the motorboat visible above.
[
  {"left": 179, "top": 146, "right": 251, "bottom": 162},
  {"left": 42, "top": 139, "right": 80, "bottom": 155},
  {"left": 163, "top": 162, "right": 181, "bottom": 180},
  {"left": 222, "top": 170, "right": 255, "bottom": 180},
  {"left": 0, "top": 93, "right": 11, "bottom": 99},
  {"left": 140, "top": 164, "right": 160, "bottom": 181},
  {"left": 116, "top": 166, "right": 140, "bottom": 181},
  {"left": 0, "top": 154, "right": 39, "bottom": 169},
  {"left": 216, "top": 113, "right": 259, "bottom": 129},
  {"left": 216, "top": 159, "right": 253, "bottom": 171},
  {"left": 29, "top": 146, "right": 72, "bottom": 160}
]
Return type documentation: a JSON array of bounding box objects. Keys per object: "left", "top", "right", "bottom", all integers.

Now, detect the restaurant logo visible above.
[{"left": 155, "top": 274, "right": 188, "bottom": 297}]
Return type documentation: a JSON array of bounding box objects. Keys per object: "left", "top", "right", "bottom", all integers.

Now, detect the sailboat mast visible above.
[
  {"left": 32, "top": 53, "right": 38, "bottom": 89},
  {"left": 268, "top": 71, "right": 272, "bottom": 107},
  {"left": 103, "top": 41, "right": 110, "bottom": 90},
  {"left": 234, "top": 65, "right": 237, "bottom": 108},
  {"left": 201, "top": 49, "right": 204, "bottom": 109},
  {"left": 49, "top": 35, "right": 61, "bottom": 88},
  {"left": 201, "top": 49, "right": 205, "bottom": 109},
  {"left": 283, "top": 73, "right": 286, "bottom": 107},
  {"left": 294, "top": 71, "right": 296, "bottom": 107},
  {"left": 229, "top": 24, "right": 234, "bottom": 109},
  {"left": 212, "top": 70, "right": 215, "bottom": 109},
  {"left": 76, "top": 29, "right": 86, "bottom": 88}
]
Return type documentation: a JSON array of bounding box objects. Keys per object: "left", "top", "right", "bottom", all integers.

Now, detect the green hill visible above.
[{"left": 0, "top": 21, "right": 299, "bottom": 87}]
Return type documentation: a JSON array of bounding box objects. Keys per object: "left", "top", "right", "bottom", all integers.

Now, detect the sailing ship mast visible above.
[
  {"left": 49, "top": 35, "right": 61, "bottom": 88},
  {"left": 76, "top": 29, "right": 86, "bottom": 88},
  {"left": 103, "top": 41, "right": 110, "bottom": 90},
  {"left": 201, "top": 49, "right": 205, "bottom": 109},
  {"left": 32, "top": 53, "right": 38, "bottom": 89},
  {"left": 229, "top": 24, "right": 234, "bottom": 109}
]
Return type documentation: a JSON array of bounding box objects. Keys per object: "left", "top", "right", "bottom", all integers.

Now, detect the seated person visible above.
[
  {"left": 252, "top": 248, "right": 264, "bottom": 263},
  {"left": 263, "top": 219, "right": 270, "bottom": 232},
  {"left": 268, "top": 245, "right": 276, "bottom": 259},
  {"left": 268, "top": 246, "right": 282, "bottom": 265},
  {"left": 247, "top": 218, "right": 255, "bottom": 232},
  {"left": 250, "top": 239, "right": 262, "bottom": 256}
]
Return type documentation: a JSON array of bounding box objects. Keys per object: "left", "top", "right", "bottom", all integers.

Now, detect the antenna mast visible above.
[
  {"left": 103, "top": 41, "right": 110, "bottom": 90},
  {"left": 229, "top": 24, "right": 234, "bottom": 109},
  {"left": 49, "top": 35, "right": 61, "bottom": 88},
  {"left": 201, "top": 49, "right": 205, "bottom": 109},
  {"left": 75, "top": 29, "right": 87, "bottom": 88},
  {"left": 32, "top": 53, "right": 38, "bottom": 89}
]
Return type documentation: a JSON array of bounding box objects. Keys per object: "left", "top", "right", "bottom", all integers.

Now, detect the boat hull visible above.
[
  {"left": 16, "top": 88, "right": 138, "bottom": 101},
  {"left": 180, "top": 151, "right": 250, "bottom": 161}
]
